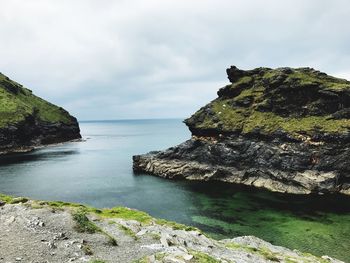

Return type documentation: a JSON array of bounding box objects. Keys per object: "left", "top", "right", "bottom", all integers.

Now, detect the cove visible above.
[{"left": 0, "top": 119, "right": 349, "bottom": 262}]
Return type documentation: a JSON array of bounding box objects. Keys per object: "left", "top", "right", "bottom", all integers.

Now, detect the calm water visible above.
[{"left": 0, "top": 119, "right": 349, "bottom": 262}]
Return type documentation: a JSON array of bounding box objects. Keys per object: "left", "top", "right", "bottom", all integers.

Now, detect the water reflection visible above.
[{"left": 0, "top": 148, "right": 80, "bottom": 165}]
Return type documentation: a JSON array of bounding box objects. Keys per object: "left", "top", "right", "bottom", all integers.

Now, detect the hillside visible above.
[
  {"left": 0, "top": 73, "right": 81, "bottom": 153},
  {"left": 185, "top": 66, "right": 350, "bottom": 141}
]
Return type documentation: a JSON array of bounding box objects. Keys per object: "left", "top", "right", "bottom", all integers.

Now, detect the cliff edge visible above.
[
  {"left": 133, "top": 66, "right": 350, "bottom": 195},
  {"left": 0, "top": 73, "right": 81, "bottom": 154}
]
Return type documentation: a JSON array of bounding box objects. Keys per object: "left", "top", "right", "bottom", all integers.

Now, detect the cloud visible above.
[{"left": 0, "top": 0, "right": 349, "bottom": 120}]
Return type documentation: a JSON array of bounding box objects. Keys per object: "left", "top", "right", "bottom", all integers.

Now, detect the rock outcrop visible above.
[
  {"left": 133, "top": 66, "right": 350, "bottom": 195},
  {"left": 0, "top": 73, "right": 81, "bottom": 154},
  {"left": 0, "top": 194, "right": 344, "bottom": 263}
]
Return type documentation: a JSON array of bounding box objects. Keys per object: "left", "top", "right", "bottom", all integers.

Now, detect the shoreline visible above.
[
  {"left": 0, "top": 138, "right": 84, "bottom": 156},
  {"left": 0, "top": 193, "right": 345, "bottom": 263}
]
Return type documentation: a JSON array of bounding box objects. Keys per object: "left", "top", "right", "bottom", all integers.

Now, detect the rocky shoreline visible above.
[
  {"left": 0, "top": 138, "right": 83, "bottom": 155},
  {"left": 133, "top": 66, "right": 350, "bottom": 195},
  {"left": 0, "top": 194, "right": 344, "bottom": 263},
  {"left": 133, "top": 136, "right": 350, "bottom": 195},
  {"left": 0, "top": 113, "right": 81, "bottom": 155}
]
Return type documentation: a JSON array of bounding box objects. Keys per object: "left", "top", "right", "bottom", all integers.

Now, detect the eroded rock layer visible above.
[{"left": 133, "top": 66, "right": 350, "bottom": 195}]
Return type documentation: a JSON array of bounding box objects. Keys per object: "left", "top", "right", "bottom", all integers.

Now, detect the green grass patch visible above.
[
  {"left": 0, "top": 193, "right": 14, "bottom": 203},
  {"left": 191, "top": 251, "right": 221, "bottom": 263},
  {"left": 72, "top": 210, "right": 100, "bottom": 234},
  {"left": 155, "top": 218, "right": 198, "bottom": 232},
  {"left": 72, "top": 209, "right": 118, "bottom": 246},
  {"left": 117, "top": 224, "right": 138, "bottom": 240},
  {"left": 226, "top": 242, "right": 280, "bottom": 261},
  {"left": 0, "top": 73, "right": 74, "bottom": 128},
  {"left": 187, "top": 67, "right": 350, "bottom": 139}
]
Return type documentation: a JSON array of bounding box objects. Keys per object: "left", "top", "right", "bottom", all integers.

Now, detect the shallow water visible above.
[{"left": 0, "top": 119, "right": 349, "bottom": 262}]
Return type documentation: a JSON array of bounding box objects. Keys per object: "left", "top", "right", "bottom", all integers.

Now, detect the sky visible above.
[{"left": 0, "top": 0, "right": 350, "bottom": 121}]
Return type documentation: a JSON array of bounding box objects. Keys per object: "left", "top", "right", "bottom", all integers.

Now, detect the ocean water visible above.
[{"left": 0, "top": 119, "right": 349, "bottom": 262}]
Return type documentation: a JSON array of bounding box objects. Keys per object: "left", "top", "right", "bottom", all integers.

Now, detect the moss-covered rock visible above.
[
  {"left": 185, "top": 66, "right": 350, "bottom": 141},
  {"left": 133, "top": 66, "right": 350, "bottom": 195},
  {"left": 0, "top": 73, "right": 81, "bottom": 153}
]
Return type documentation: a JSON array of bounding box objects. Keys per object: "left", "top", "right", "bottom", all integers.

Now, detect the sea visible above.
[{"left": 0, "top": 119, "right": 349, "bottom": 261}]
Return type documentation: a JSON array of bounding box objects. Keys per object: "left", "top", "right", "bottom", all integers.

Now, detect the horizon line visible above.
[{"left": 79, "top": 117, "right": 185, "bottom": 122}]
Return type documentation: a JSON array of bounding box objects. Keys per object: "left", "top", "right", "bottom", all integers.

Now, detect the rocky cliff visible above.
[
  {"left": 0, "top": 73, "right": 81, "bottom": 154},
  {"left": 133, "top": 66, "right": 350, "bottom": 195}
]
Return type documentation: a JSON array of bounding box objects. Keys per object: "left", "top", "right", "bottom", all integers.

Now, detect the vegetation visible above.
[
  {"left": 0, "top": 194, "right": 199, "bottom": 232},
  {"left": 134, "top": 251, "right": 221, "bottom": 263},
  {"left": 72, "top": 209, "right": 118, "bottom": 246},
  {"left": 186, "top": 67, "right": 350, "bottom": 139},
  {"left": 117, "top": 224, "right": 138, "bottom": 240},
  {"left": 155, "top": 218, "right": 199, "bottom": 232},
  {"left": 89, "top": 260, "right": 106, "bottom": 263},
  {"left": 0, "top": 73, "right": 74, "bottom": 128},
  {"left": 225, "top": 242, "right": 331, "bottom": 263},
  {"left": 72, "top": 210, "right": 101, "bottom": 233},
  {"left": 191, "top": 251, "right": 221, "bottom": 263}
]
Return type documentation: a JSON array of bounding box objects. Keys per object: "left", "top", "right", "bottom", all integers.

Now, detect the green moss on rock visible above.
[
  {"left": 0, "top": 72, "right": 76, "bottom": 128},
  {"left": 185, "top": 66, "right": 350, "bottom": 141}
]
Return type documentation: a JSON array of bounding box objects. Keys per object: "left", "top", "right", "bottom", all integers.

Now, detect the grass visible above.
[
  {"left": 117, "top": 224, "right": 138, "bottom": 240},
  {"left": 226, "top": 242, "right": 280, "bottom": 261},
  {"left": 72, "top": 210, "right": 101, "bottom": 233},
  {"left": 225, "top": 242, "right": 334, "bottom": 263},
  {"left": 97, "top": 207, "right": 153, "bottom": 223},
  {"left": 0, "top": 193, "right": 14, "bottom": 203},
  {"left": 134, "top": 251, "right": 221, "bottom": 263},
  {"left": 0, "top": 73, "right": 74, "bottom": 128},
  {"left": 72, "top": 209, "right": 118, "bottom": 246},
  {"left": 26, "top": 198, "right": 197, "bottom": 231},
  {"left": 286, "top": 70, "right": 350, "bottom": 91},
  {"left": 155, "top": 218, "right": 199, "bottom": 232},
  {"left": 191, "top": 251, "right": 221, "bottom": 263},
  {"left": 20, "top": 197, "right": 201, "bottom": 240},
  {"left": 187, "top": 66, "right": 350, "bottom": 139}
]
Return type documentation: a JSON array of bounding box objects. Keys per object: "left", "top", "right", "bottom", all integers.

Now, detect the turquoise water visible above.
[{"left": 0, "top": 119, "right": 349, "bottom": 262}]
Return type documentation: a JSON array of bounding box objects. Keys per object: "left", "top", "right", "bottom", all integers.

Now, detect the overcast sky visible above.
[{"left": 0, "top": 0, "right": 349, "bottom": 120}]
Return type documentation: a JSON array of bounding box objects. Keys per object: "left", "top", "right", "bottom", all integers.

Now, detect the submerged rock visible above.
[
  {"left": 0, "top": 73, "right": 81, "bottom": 154},
  {"left": 133, "top": 66, "right": 350, "bottom": 195}
]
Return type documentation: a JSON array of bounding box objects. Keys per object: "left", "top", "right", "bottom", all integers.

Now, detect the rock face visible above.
[
  {"left": 0, "top": 73, "right": 81, "bottom": 154},
  {"left": 133, "top": 66, "right": 350, "bottom": 195},
  {"left": 0, "top": 195, "right": 344, "bottom": 263}
]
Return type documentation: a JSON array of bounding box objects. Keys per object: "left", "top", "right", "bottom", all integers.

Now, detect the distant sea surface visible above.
[{"left": 0, "top": 119, "right": 349, "bottom": 261}]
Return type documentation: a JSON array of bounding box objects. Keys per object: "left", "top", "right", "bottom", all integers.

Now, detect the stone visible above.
[{"left": 133, "top": 65, "right": 350, "bottom": 195}]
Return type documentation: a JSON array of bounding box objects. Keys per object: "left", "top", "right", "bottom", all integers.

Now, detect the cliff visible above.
[
  {"left": 133, "top": 66, "right": 350, "bottom": 195},
  {"left": 0, "top": 194, "right": 344, "bottom": 263},
  {"left": 0, "top": 73, "right": 81, "bottom": 154}
]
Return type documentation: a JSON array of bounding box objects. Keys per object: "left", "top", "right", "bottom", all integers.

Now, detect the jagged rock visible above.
[
  {"left": 0, "top": 73, "right": 81, "bottom": 154},
  {"left": 133, "top": 66, "right": 350, "bottom": 195}
]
